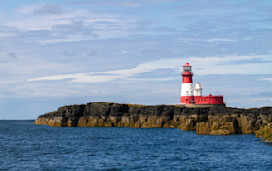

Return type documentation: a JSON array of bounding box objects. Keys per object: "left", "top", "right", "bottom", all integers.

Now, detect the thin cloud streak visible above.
[
  {"left": 27, "top": 55, "right": 272, "bottom": 84},
  {"left": 260, "top": 78, "right": 272, "bottom": 83}
]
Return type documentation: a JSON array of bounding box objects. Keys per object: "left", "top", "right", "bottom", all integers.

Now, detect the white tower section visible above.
[
  {"left": 193, "top": 83, "right": 202, "bottom": 96},
  {"left": 181, "top": 83, "right": 194, "bottom": 96}
]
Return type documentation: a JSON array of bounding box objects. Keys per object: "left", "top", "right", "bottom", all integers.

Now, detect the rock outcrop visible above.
[{"left": 34, "top": 102, "right": 272, "bottom": 141}]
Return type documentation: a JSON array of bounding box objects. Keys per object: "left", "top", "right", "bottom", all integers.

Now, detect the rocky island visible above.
[{"left": 34, "top": 102, "right": 272, "bottom": 142}]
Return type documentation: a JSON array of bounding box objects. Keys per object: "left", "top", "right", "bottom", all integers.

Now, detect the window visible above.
[{"left": 184, "top": 66, "right": 191, "bottom": 72}]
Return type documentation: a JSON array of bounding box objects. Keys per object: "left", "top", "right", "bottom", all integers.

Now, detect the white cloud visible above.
[
  {"left": 27, "top": 55, "right": 272, "bottom": 84},
  {"left": 177, "top": 38, "right": 237, "bottom": 43},
  {"left": 11, "top": 7, "right": 95, "bottom": 31},
  {"left": 250, "top": 97, "right": 272, "bottom": 103},
  {"left": 0, "top": 32, "right": 18, "bottom": 38},
  {"left": 35, "top": 35, "right": 96, "bottom": 45},
  {"left": 205, "top": 38, "right": 236, "bottom": 43},
  {"left": 114, "top": 50, "right": 130, "bottom": 55},
  {"left": 5, "top": 5, "right": 138, "bottom": 41},
  {"left": 260, "top": 78, "right": 272, "bottom": 83},
  {"left": 127, "top": 77, "right": 177, "bottom": 81},
  {"left": 27, "top": 73, "right": 122, "bottom": 83}
]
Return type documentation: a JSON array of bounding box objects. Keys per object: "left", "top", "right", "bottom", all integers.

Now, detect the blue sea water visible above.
[{"left": 0, "top": 120, "right": 272, "bottom": 170}]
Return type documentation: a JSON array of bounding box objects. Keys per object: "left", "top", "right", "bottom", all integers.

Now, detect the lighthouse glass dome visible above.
[{"left": 183, "top": 66, "right": 191, "bottom": 72}]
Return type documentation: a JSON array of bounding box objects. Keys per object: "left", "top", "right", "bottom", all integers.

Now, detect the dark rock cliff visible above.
[{"left": 34, "top": 102, "right": 272, "bottom": 141}]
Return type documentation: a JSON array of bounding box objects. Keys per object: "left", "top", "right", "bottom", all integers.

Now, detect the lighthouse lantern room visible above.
[{"left": 180, "top": 63, "right": 224, "bottom": 106}]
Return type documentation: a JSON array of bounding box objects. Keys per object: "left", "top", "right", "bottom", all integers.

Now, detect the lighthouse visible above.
[
  {"left": 180, "top": 63, "right": 194, "bottom": 104},
  {"left": 180, "top": 63, "right": 224, "bottom": 106}
]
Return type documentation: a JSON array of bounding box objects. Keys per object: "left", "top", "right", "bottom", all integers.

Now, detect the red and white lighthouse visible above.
[
  {"left": 180, "top": 63, "right": 194, "bottom": 104},
  {"left": 180, "top": 63, "right": 224, "bottom": 106}
]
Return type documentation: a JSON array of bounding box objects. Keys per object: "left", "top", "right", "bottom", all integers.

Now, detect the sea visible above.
[{"left": 0, "top": 120, "right": 272, "bottom": 170}]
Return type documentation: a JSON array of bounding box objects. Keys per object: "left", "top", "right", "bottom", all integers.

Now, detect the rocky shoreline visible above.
[{"left": 34, "top": 102, "right": 272, "bottom": 142}]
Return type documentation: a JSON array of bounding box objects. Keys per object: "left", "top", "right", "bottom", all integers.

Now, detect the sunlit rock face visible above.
[{"left": 34, "top": 102, "right": 272, "bottom": 141}]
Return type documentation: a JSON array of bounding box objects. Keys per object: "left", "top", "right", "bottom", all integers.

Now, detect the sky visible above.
[{"left": 0, "top": 0, "right": 272, "bottom": 119}]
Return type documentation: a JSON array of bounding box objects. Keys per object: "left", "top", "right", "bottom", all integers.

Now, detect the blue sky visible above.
[{"left": 0, "top": 0, "right": 272, "bottom": 119}]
